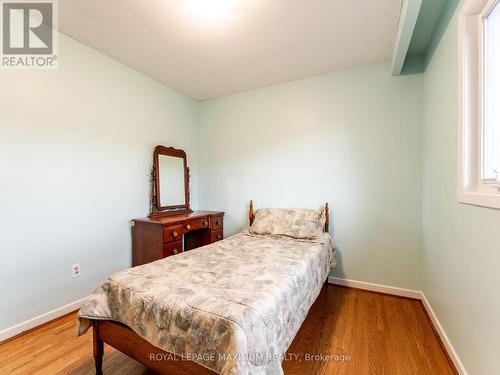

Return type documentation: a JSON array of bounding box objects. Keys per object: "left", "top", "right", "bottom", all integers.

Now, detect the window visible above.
[
  {"left": 482, "top": 1, "right": 500, "bottom": 185},
  {"left": 459, "top": 0, "right": 500, "bottom": 208}
]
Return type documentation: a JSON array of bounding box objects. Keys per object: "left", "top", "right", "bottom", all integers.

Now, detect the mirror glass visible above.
[{"left": 158, "top": 155, "right": 185, "bottom": 207}]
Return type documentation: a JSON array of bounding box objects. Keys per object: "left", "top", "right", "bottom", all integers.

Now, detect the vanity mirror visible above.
[{"left": 150, "top": 145, "right": 191, "bottom": 217}]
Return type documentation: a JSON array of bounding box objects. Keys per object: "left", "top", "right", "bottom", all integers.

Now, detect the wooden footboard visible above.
[{"left": 92, "top": 320, "right": 216, "bottom": 375}]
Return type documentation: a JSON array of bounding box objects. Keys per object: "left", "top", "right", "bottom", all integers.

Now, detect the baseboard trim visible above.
[
  {"left": 328, "top": 276, "right": 422, "bottom": 299},
  {"left": 0, "top": 297, "right": 87, "bottom": 342},
  {"left": 328, "top": 276, "right": 467, "bottom": 375},
  {"left": 420, "top": 293, "right": 468, "bottom": 375}
]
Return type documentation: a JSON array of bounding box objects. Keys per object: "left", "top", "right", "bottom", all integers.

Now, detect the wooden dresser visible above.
[{"left": 132, "top": 211, "right": 224, "bottom": 266}]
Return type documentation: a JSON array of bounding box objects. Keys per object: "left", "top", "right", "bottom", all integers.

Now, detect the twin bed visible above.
[{"left": 77, "top": 203, "right": 336, "bottom": 375}]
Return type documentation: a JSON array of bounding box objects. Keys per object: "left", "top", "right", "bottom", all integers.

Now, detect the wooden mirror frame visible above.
[{"left": 150, "top": 145, "right": 192, "bottom": 218}]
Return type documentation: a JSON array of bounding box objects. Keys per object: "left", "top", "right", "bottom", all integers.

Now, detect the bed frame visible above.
[{"left": 92, "top": 201, "right": 330, "bottom": 375}]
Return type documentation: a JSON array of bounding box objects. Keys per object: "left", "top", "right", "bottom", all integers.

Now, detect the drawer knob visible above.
[
  {"left": 202, "top": 220, "right": 208, "bottom": 227},
  {"left": 172, "top": 231, "right": 178, "bottom": 237},
  {"left": 173, "top": 249, "right": 178, "bottom": 255},
  {"left": 215, "top": 221, "right": 220, "bottom": 226},
  {"left": 185, "top": 224, "right": 191, "bottom": 230}
]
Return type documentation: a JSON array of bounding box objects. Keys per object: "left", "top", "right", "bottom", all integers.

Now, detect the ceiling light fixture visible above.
[{"left": 185, "top": 0, "right": 240, "bottom": 22}]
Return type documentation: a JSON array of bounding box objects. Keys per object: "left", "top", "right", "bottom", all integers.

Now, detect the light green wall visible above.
[
  {"left": 422, "top": 6, "right": 500, "bottom": 375},
  {"left": 0, "top": 32, "right": 199, "bottom": 331},
  {"left": 198, "top": 63, "right": 423, "bottom": 290},
  {"left": 1, "top": 52, "right": 425, "bottom": 332}
]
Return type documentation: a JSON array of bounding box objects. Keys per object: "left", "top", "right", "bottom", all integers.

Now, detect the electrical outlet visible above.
[{"left": 72, "top": 263, "right": 81, "bottom": 279}]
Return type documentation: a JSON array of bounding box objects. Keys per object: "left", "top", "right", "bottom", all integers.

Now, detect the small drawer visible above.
[
  {"left": 163, "top": 225, "right": 183, "bottom": 243},
  {"left": 210, "top": 229, "right": 223, "bottom": 243},
  {"left": 163, "top": 241, "right": 182, "bottom": 258},
  {"left": 210, "top": 216, "right": 223, "bottom": 230},
  {"left": 184, "top": 217, "right": 209, "bottom": 232}
]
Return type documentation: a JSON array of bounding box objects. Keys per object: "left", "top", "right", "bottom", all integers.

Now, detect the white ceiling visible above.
[{"left": 59, "top": 0, "right": 402, "bottom": 100}]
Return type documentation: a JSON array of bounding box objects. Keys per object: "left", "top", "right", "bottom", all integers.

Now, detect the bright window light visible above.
[
  {"left": 185, "top": 0, "right": 240, "bottom": 22},
  {"left": 482, "top": 0, "right": 500, "bottom": 182},
  {"left": 458, "top": 0, "right": 500, "bottom": 208}
]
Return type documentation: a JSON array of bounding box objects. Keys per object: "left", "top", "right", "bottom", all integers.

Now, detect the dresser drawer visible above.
[
  {"left": 163, "top": 225, "right": 183, "bottom": 243},
  {"left": 210, "top": 216, "right": 223, "bottom": 230},
  {"left": 184, "top": 217, "right": 209, "bottom": 232},
  {"left": 210, "top": 229, "right": 223, "bottom": 243},
  {"left": 163, "top": 241, "right": 182, "bottom": 258}
]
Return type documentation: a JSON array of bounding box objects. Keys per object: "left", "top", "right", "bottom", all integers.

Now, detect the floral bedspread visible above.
[{"left": 77, "top": 231, "right": 335, "bottom": 375}]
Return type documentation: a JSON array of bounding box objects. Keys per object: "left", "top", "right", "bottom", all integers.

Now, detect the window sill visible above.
[{"left": 458, "top": 191, "right": 500, "bottom": 209}]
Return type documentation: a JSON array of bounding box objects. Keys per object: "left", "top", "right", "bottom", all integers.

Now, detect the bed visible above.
[{"left": 77, "top": 202, "right": 336, "bottom": 375}]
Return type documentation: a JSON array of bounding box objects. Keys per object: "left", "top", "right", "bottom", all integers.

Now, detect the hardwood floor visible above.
[{"left": 0, "top": 285, "right": 457, "bottom": 375}]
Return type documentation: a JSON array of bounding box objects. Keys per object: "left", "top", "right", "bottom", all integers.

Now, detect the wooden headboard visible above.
[{"left": 248, "top": 200, "right": 329, "bottom": 232}]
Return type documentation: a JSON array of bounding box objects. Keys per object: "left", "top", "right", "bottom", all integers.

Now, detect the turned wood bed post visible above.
[
  {"left": 324, "top": 202, "right": 330, "bottom": 287},
  {"left": 324, "top": 202, "right": 329, "bottom": 232},
  {"left": 93, "top": 321, "right": 104, "bottom": 375},
  {"left": 249, "top": 200, "right": 255, "bottom": 226}
]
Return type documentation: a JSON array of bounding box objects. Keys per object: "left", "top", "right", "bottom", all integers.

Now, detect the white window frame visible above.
[{"left": 458, "top": 0, "right": 500, "bottom": 209}]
